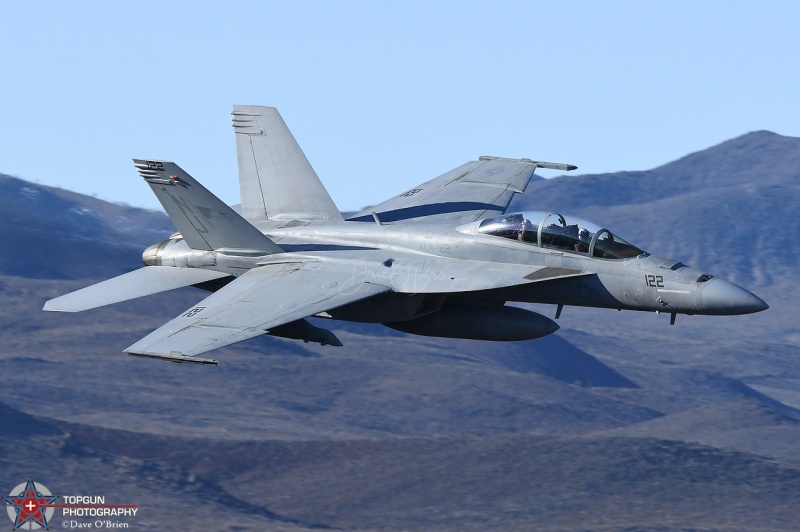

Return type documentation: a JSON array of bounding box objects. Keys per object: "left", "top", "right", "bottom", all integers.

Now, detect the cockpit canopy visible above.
[{"left": 468, "top": 211, "right": 645, "bottom": 259}]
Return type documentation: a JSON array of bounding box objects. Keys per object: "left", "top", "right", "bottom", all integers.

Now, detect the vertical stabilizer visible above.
[
  {"left": 133, "top": 159, "right": 283, "bottom": 253},
  {"left": 232, "top": 105, "right": 343, "bottom": 222}
]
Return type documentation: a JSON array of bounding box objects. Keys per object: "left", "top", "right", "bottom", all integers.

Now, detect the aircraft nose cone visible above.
[{"left": 697, "top": 278, "right": 769, "bottom": 315}]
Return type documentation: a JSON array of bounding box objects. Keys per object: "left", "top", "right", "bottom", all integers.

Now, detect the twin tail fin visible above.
[
  {"left": 133, "top": 159, "right": 283, "bottom": 253},
  {"left": 232, "top": 105, "right": 343, "bottom": 223}
]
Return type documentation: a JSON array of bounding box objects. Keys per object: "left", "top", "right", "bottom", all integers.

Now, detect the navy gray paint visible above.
[{"left": 43, "top": 106, "right": 767, "bottom": 365}]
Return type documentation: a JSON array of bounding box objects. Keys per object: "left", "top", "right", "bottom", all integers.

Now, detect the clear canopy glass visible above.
[{"left": 475, "top": 211, "right": 644, "bottom": 259}]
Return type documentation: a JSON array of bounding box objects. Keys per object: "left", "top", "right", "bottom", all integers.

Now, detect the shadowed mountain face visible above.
[
  {"left": 1, "top": 131, "right": 799, "bottom": 530},
  {"left": 512, "top": 131, "right": 800, "bottom": 284},
  {"left": 0, "top": 174, "right": 174, "bottom": 279}
]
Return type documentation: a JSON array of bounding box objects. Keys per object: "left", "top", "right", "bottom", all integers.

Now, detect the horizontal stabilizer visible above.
[
  {"left": 133, "top": 159, "right": 283, "bottom": 253},
  {"left": 43, "top": 266, "right": 231, "bottom": 312}
]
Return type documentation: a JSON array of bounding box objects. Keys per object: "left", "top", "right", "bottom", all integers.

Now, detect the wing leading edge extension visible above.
[
  {"left": 124, "top": 259, "right": 390, "bottom": 364},
  {"left": 348, "top": 157, "right": 576, "bottom": 226}
]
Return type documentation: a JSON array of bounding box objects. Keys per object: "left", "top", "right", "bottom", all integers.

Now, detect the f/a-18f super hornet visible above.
[{"left": 44, "top": 106, "right": 768, "bottom": 365}]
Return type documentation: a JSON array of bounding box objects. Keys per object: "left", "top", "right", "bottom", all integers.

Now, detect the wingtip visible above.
[{"left": 42, "top": 299, "right": 72, "bottom": 312}]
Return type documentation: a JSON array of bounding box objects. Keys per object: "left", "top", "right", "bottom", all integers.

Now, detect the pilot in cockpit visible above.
[
  {"left": 577, "top": 227, "right": 592, "bottom": 253},
  {"left": 518, "top": 217, "right": 535, "bottom": 242},
  {"left": 501, "top": 213, "right": 524, "bottom": 240}
]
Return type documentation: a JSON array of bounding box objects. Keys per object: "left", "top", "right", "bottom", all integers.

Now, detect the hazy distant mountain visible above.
[
  {"left": 1, "top": 131, "right": 799, "bottom": 530},
  {"left": 0, "top": 173, "right": 173, "bottom": 279},
  {"left": 518, "top": 131, "right": 800, "bottom": 209},
  {"left": 512, "top": 130, "right": 800, "bottom": 284}
]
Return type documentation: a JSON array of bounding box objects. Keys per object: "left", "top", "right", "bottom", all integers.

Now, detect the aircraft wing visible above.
[
  {"left": 43, "top": 266, "right": 231, "bottom": 312},
  {"left": 124, "top": 259, "right": 390, "bottom": 364},
  {"left": 348, "top": 157, "right": 576, "bottom": 225}
]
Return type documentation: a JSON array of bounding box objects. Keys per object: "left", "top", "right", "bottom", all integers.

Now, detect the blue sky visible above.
[{"left": 1, "top": 1, "right": 798, "bottom": 212}]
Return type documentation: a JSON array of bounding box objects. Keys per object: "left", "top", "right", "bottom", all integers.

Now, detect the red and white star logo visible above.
[{"left": 4, "top": 479, "right": 57, "bottom": 531}]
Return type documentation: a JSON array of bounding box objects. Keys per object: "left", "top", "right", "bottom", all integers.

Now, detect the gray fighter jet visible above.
[{"left": 43, "top": 106, "right": 768, "bottom": 365}]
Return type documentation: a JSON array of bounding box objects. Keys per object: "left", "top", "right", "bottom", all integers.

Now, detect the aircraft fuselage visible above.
[{"left": 143, "top": 218, "right": 767, "bottom": 325}]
